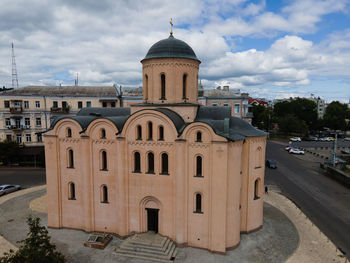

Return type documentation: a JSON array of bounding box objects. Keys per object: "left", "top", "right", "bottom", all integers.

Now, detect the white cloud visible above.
[{"left": 0, "top": 0, "right": 349, "bottom": 102}]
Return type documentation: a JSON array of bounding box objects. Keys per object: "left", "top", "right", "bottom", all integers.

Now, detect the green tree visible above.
[
  {"left": 0, "top": 216, "right": 66, "bottom": 263},
  {"left": 251, "top": 104, "right": 271, "bottom": 131},
  {"left": 278, "top": 114, "right": 308, "bottom": 135},
  {"left": 323, "top": 101, "right": 349, "bottom": 131}
]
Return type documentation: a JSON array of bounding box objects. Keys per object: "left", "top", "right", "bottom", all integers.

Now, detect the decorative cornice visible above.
[
  {"left": 143, "top": 62, "right": 199, "bottom": 69},
  {"left": 59, "top": 138, "right": 79, "bottom": 143},
  {"left": 128, "top": 141, "right": 174, "bottom": 147},
  {"left": 189, "top": 143, "right": 210, "bottom": 148},
  {"left": 92, "top": 139, "right": 115, "bottom": 145}
]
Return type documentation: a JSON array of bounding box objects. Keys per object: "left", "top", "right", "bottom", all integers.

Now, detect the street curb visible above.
[{"left": 0, "top": 185, "right": 46, "bottom": 256}]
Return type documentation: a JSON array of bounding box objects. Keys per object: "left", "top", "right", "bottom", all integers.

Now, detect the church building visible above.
[{"left": 43, "top": 31, "right": 266, "bottom": 254}]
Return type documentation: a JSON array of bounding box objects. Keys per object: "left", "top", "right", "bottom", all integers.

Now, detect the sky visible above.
[{"left": 0, "top": 0, "right": 350, "bottom": 103}]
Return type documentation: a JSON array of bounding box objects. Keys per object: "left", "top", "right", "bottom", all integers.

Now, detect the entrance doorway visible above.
[{"left": 146, "top": 208, "right": 159, "bottom": 233}]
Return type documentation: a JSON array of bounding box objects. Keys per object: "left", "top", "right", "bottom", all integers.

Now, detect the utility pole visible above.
[
  {"left": 11, "top": 42, "right": 19, "bottom": 89},
  {"left": 332, "top": 132, "right": 338, "bottom": 166}
]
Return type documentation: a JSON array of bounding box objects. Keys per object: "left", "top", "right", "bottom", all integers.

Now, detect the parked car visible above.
[
  {"left": 290, "top": 137, "right": 301, "bottom": 142},
  {"left": 344, "top": 137, "right": 350, "bottom": 141},
  {"left": 289, "top": 148, "right": 305, "bottom": 155},
  {"left": 266, "top": 160, "right": 277, "bottom": 169},
  {"left": 0, "top": 185, "right": 21, "bottom": 196},
  {"left": 285, "top": 146, "right": 295, "bottom": 151}
]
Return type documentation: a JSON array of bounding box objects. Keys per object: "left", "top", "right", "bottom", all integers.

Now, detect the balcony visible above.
[
  {"left": 10, "top": 107, "right": 23, "bottom": 114},
  {"left": 50, "top": 107, "right": 70, "bottom": 114},
  {"left": 7, "top": 125, "right": 25, "bottom": 131}
]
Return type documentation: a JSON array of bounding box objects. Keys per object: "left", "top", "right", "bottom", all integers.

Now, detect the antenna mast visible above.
[{"left": 11, "top": 42, "right": 19, "bottom": 89}]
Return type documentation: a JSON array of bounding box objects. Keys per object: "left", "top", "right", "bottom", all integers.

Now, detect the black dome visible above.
[{"left": 142, "top": 34, "right": 200, "bottom": 62}]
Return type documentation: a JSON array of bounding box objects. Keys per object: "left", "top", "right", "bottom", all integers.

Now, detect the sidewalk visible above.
[
  {"left": 264, "top": 191, "right": 347, "bottom": 263},
  {"left": 0, "top": 185, "right": 46, "bottom": 256},
  {"left": 0, "top": 185, "right": 348, "bottom": 262}
]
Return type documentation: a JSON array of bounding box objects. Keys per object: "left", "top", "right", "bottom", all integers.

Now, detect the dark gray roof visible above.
[
  {"left": 143, "top": 34, "right": 200, "bottom": 62},
  {"left": 0, "top": 86, "right": 118, "bottom": 97},
  {"left": 47, "top": 105, "right": 265, "bottom": 141},
  {"left": 49, "top": 107, "right": 131, "bottom": 132},
  {"left": 194, "top": 106, "right": 266, "bottom": 141},
  {"left": 152, "top": 108, "right": 185, "bottom": 133}
]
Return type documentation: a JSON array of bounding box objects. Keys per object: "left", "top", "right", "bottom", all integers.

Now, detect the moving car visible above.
[
  {"left": 290, "top": 137, "right": 301, "bottom": 142},
  {"left": 266, "top": 160, "right": 277, "bottom": 169},
  {"left": 0, "top": 185, "right": 21, "bottom": 196},
  {"left": 285, "top": 146, "right": 297, "bottom": 151},
  {"left": 289, "top": 148, "right": 305, "bottom": 155}
]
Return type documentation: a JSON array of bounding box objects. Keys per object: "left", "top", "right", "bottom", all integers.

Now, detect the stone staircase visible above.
[{"left": 114, "top": 232, "right": 178, "bottom": 262}]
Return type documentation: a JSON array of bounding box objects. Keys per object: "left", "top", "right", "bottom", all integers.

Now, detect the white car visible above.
[
  {"left": 0, "top": 184, "right": 21, "bottom": 196},
  {"left": 290, "top": 137, "right": 301, "bottom": 142},
  {"left": 289, "top": 148, "right": 305, "bottom": 155}
]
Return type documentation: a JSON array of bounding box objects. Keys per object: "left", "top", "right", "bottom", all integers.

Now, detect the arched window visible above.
[
  {"left": 68, "top": 149, "right": 74, "bottom": 168},
  {"left": 195, "top": 193, "right": 202, "bottom": 213},
  {"left": 144, "top": 74, "right": 148, "bottom": 100},
  {"left": 160, "top": 74, "right": 166, "bottom": 100},
  {"left": 158, "top": 126, "right": 164, "bottom": 141},
  {"left": 147, "top": 152, "right": 154, "bottom": 174},
  {"left": 254, "top": 179, "right": 260, "bottom": 200},
  {"left": 136, "top": 125, "right": 142, "bottom": 140},
  {"left": 147, "top": 122, "right": 153, "bottom": 140},
  {"left": 196, "top": 131, "right": 202, "bottom": 142},
  {"left": 161, "top": 153, "right": 168, "bottom": 174},
  {"left": 100, "top": 128, "right": 106, "bottom": 139},
  {"left": 101, "top": 150, "right": 107, "bottom": 170},
  {"left": 68, "top": 182, "right": 75, "bottom": 200},
  {"left": 67, "top": 128, "right": 72, "bottom": 138},
  {"left": 182, "top": 74, "right": 187, "bottom": 99},
  {"left": 101, "top": 185, "right": 108, "bottom": 203},
  {"left": 134, "top": 152, "right": 141, "bottom": 173},
  {"left": 195, "top": 156, "right": 202, "bottom": 177}
]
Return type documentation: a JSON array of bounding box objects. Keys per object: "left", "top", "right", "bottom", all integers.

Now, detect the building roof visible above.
[
  {"left": 142, "top": 34, "right": 200, "bottom": 62},
  {"left": 194, "top": 106, "right": 266, "bottom": 141},
  {"left": 47, "top": 106, "right": 265, "bottom": 141},
  {"left": 0, "top": 86, "right": 119, "bottom": 97}
]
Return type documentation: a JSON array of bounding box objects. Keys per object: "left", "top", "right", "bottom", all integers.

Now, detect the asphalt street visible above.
[
  {"left": 265, "top": 140, "right": 350, "bottom": 259},
  {"left": 0, "top": 168, "right": 46, "bottom": 188}
]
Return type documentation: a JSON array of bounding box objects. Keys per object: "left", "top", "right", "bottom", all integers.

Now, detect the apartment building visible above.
[
  {"left": 0, "top": 85, "right": 121, "bottom": 145},
  {"left": 198, "top": 86, "right": 253, "bottom": 123}
]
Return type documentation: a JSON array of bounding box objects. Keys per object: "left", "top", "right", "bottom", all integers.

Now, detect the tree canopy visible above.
[{"left": 0, "top": 216, "right": 66, "bottom": 263}]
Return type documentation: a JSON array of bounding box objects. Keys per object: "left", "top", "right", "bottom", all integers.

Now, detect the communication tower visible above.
[{"left": 11, "top": 42, "right": 19, "bottom": 89}]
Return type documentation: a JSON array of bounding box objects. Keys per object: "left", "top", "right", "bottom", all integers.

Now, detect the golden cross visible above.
[{"left": 170, "top": 18, "right": 173, "bottom": 35}]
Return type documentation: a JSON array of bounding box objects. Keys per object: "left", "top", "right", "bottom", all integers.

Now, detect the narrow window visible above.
[
  {"left": 161, "top": 153, "right": 168, "bottom": 174},
  {"left": 182, "top": 74, "right": 187, "bottom": 99},
  {"left": 195, "top": 193, "right": 202, "bottom": 213},
  {"left": 101, "top": 151, "right": 107, "bottom": 170},
  {"left": 68, "top": 149, "right": 74, "bottom": 168},
  {"left": 78, "top": 101, "right": 83, "bottom": 109},
  {"left": 147, "top": 152, "right": 154, "bottom": 174},
  {"left": 195, "top": 156, "right": 202, "bottom": 177},
  {"left": 67, "top": 128, "right": 72, "bottom": 138},
  {"left": 158, "top": 126, "right": 164, "bottom": 141},
  {"left": 144, "top": 74, "right": 148, "bottom": 100},
  {"left": 196, "top": 131, "right": 202, "bottom": 142},
  {"left": 69, "top": 182, "right": 75, "bottom": 200},
  {"left": 254, "top": 179, "right": 260, "bottom": 200},
  {"left": 134, "top": 152, "right": 141, "bottom": 173},
  {"left": 160, "top": 74, "right": 166, "bottom": 100},
  {"left": 100, "top": 128, "right": 106, "bottom": 139},
  {"left": 147, "top": 122, "right": 153, "bottom": 140},
  {"left": 136, "top": 125, "right": 142, "bottom": 140},
  {"left": 101, "top": 185, "right": 108, "bottom": 203}
]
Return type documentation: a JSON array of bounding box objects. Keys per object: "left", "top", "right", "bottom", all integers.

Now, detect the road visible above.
[
  {"left": 0, "top": 168, "right": 46, "bottom": 188},
  {"left": 265, "top": 140, "right": 350, "bottom": 259}
]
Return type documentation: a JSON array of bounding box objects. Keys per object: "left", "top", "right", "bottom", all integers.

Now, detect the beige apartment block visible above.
[
  {"left": 0, "top": 86, "right": 121, "bottom": 145},
  {"left": 44, "top": 33, "right": 266, "bottom": 254}
]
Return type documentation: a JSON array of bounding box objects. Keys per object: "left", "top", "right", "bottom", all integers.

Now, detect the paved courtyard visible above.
[{"left": 0, "top": 189, "right": 299, "bottom": 263}]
